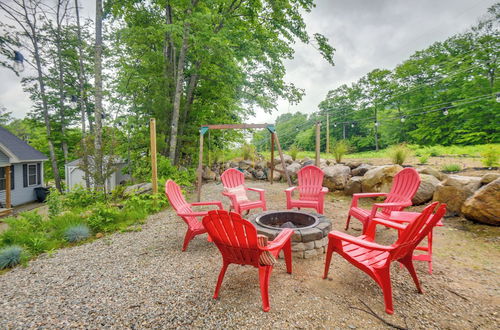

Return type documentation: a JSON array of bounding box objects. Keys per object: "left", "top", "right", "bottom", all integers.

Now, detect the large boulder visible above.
[
  {"left": 412, "top": 174, "right": 440, "bottom": 205},
  {"left": 361, "top": 165, "right": 403, "bottom": 193},
  {"left": 124, "top": 182, "right": 153, "bottom": 195},
  {"left": 433, "top": 175, "right": 482, "bottom": 215},
  {"left": 202, "top": 166, "right": 217, "bottom": 181},
  {"left": 481, "top": 173, "right": 500, "bottom": 185},
  {"left": 344, "top": 176, "right": 363, "bottom": 195},
  {"left": 352, "top": 164, "right": 373, "bottom": 177},
  {"left": 461, "top": 178, "right": 500, "bottom": 225},
  {"left": 417, "top": 166, "right": 447, "bottom": 181},
  {"left": 274, "top": 154, "right": 293, "bottom": 165},
  {"left": 323, "top": 165, "right": 351, "bottom": 190}
]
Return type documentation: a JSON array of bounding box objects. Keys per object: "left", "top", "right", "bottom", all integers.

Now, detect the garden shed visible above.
[{"left": 64, "top": 158, "right": 130, "bottom": 192}]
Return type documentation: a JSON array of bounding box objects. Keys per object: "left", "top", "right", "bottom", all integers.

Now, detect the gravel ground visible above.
[{"left": 0, "top": 181, "right": 498, "bottom": 329}]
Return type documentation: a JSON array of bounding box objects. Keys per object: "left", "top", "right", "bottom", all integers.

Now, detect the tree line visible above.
[
  {"left": 0, "top": 0, "right": 335, "bottom": 189},
  {"left": 252, "top": 4, "right": 499, "bottom": 152}
]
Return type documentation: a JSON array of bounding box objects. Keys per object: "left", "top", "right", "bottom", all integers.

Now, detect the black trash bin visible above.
[{"left": 34, "top": 187, "right": 50, "bottom": 203}]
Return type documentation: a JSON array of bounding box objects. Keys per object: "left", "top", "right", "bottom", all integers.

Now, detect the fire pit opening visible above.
[{"left": 256, "top": 211, "right": 319, "bottom": 230}]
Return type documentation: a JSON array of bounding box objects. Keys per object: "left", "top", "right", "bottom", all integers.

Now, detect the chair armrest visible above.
[
  {"left": 177, "top": 211, "right": 207, "bottom": 217},
  {"left": 329, "top": 231, "right": 393, "bottom": 251},
  {"left": 261, "top": 229, "right": 294, "bottom": 251},
  {"left": 247, "top": 187, "right": 265, "bottom": 193},
  {"left": 351, "top": 193, "right": 387, "bottom": 207},
  {"left": 191, "top": 201, "right": 224, "bottom": 209}
]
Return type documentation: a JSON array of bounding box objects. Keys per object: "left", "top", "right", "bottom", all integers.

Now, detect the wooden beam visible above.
[
  {"left": 270, "top": 133, "right": 275, "bottom": 184},
  {"left": 5, "top": 165, "right": 11, "bottom": 209},
  {"left": 274, "top": 132, "right": 292, "bottom": 186},
  {"left": 196, "top": 130, "right": 204, "bottom": 202},
  {"left": 150, "top": 118, "right": 158, "bottom": 195},
  {"left": 200, "top": 124, "right": 272, "bottom": 130},
  {"left": 315, "top": 122, "right": 321, "bottom": 166}
]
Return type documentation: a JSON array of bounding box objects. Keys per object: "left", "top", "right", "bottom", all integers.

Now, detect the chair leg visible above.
[
  {"left": 400, "top": 255, "right": 423, "bottom": 293},
  {"left": 323, "top": 238, "right": 335, "bottom": 279},
  {"left": 345, "top": 214, "right": 351, "bottom": 230},
  {"left": 258, "top": 266, "right": 273, "bottom": 312},
  {"left": 213, "top": 262, "right": 229, "bottom": 299},
  {"left": 182, "top": 230, "right": 195, "bottom": 251},
  {"left": 378, "top": 268, "right": 394, "bottom": 314},
  {"left": 283, "top": 239, "right": 292, "bottom": 274}
]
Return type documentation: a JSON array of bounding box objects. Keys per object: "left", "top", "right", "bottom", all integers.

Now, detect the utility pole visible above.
[{"left": 326, "top": 113, "right": 330, "bottom": 153}]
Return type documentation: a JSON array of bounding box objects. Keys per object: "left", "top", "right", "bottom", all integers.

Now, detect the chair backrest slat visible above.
[
  {"left": 382, "top": 168, "right": 421, "bottom": 215},
  {"left": 221, "top": 168, "right": 245, "bottom": 188},
  {"left": 203, "top": 210, "right": 260, "bottom": 266}
]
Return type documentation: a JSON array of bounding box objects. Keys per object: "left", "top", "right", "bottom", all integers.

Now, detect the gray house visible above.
[{"left": 0, "top": 126, "right": 48, "bottom": 214}]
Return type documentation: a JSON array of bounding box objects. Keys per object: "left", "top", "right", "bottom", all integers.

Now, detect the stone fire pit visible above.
[{"left": 249, "top": 210, "right": 332, "bottom": 258}]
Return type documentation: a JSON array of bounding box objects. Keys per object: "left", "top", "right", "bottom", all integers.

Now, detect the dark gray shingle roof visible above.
[{"left": 0, "top": 126, "right": 48, "bottom": 162}]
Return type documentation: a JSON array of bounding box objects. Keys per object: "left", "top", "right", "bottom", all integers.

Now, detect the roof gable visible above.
[{"left": 0, "top": 126, "right": 48, "bottom": 163}]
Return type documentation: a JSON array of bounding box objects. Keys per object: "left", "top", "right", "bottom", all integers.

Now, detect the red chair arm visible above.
[
  {"left": 351, "top": 192, "right": 387, "bottom": 207},
  {"left": 329, "top": 231, "right": 393, "bottom": 251},
  {"left": 191, "top": 201, "right": 224, "bottom": 209},
  {"left": 372, "top": 218, "right": 406, "bottom": 230},
  {"left": 261, "top": 229, "right": 294, "bottom": 251},
  {"left": 177, "top": 211, "right": 207, "bottom": 217}
]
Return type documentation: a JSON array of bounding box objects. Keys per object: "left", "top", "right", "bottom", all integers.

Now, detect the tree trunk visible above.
[
  {"left": 32, "top": 26, "right": 62, "bottom": 191},
  {"left": 94, "top": 0, "right": 104, "bottom": 190},
  {"left": 55, "top": 0, "right": 69, "bottom": 162},
  {"left": 168, "top": 22, "right": 189, "bottom": 162},
  {"left": 75, "top": 0, "right": 90, "bottom": 188}
]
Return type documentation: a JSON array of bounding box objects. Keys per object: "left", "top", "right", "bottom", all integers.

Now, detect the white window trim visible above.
[{"left": 27, "top": 163, "right": 38, "bottom": 187}]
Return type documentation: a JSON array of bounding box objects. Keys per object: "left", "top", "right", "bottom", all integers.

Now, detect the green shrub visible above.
[
  {"left": 241, "top": 144, "right": 256, "bottom": 160},
  {"left": 46, "top": 188, "right": 64, "bottom": 218},
  {"left": 481, "top": 147, "right": 499, "bottom": 167},
  {"left": 0, "top": 246, "right": 23, "bottom": 269},
  {"left": 288, "top": 145, "right": 300, "bottom": 161},
  {"left": 441, "top": 164, "right": 461, "bottom": 172},
  {"left": 419, "top": 155, "right": 429, "bottom": 164},
  {"left": 64, "top": 225, "right": 91, "bottom": 243},
  {"left": 332, "top": 140, "right": 350, "bottom": 163},
  {"left": 388, "top": 144, "right": 411, "bottom": 165}
]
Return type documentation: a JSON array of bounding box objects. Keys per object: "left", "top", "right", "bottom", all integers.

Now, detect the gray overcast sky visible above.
[{"left": 0, "top": 0, "right": 497, "bottom": 121}]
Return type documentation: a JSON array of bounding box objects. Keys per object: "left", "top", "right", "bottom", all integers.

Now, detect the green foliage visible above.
[
  {"left": 288, "top": 145, "right": 300, "bottom": 161},
  {"left": 332, "top": 140, "right": 350, "bottom": 163},
  {"left": 481, "top": 147, "right": 499, "bottom": 167},
  {"left": 388, "top": 144, "right": 411, "bottom": 165},
  {"left": 64, "top": 225, "right": 91, "bottom": 243},
  {"left": 442, "top": 164, "right": 462, "bottom": 172},
  {"left": 419, "top": 155, "right": 429, "bottom": 164},
  {"left": 241, "top": 144, "right": 256, "bottom": 160},
  {"left": 0, "top": 246, "right": 23, "bottom": 270}
]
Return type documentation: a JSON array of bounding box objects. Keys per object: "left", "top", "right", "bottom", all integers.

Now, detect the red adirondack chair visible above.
[
  {"left": 165, "top": 180, "right": 223, "bottom": 251},
  {"left": 370, "top": 210, "right": 444, "bottom": 274},
  {"left": 285, "top": 165, "right": 328, "bottom": 214},
  {"left": 202, "top": 210, "right": 293, "bottom": 312},
  {"left": 324, "top": 202, "right": 446, "bottom": 314},
  {"left": 221, "top": 168, "right": 266, "bottom": 214},
  {"left": 345, "top": 167, "right": 421, "bottom": 233}
]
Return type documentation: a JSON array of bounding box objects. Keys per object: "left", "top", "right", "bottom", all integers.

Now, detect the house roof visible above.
[{"left": 0, "top": 126, "right": 49, "bottom": 163}]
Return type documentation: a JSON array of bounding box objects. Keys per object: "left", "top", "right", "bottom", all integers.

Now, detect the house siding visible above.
[
  {"left": 0, "top": 149, "right": 9, "bottom": 166},
  {"left": 0, "top": 162, "right": 44, "bottom": 206}
]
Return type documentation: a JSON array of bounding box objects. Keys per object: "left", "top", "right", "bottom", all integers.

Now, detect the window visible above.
[
  {"left": 28, "top": 164, "right": 37, "bottom": 186},
  {"left": 0, "top": 167, "right": 5, "bottom": 191}
]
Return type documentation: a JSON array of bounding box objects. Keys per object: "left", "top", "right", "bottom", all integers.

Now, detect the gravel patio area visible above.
[{"left": 0, "top": 181, "right": 498, "bottom": 328}]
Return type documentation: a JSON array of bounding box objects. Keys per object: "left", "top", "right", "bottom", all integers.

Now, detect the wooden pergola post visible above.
[
  {"left": 150, "top": 118, "right": 158, "bottom": 195},
  {"left": 5, "top": 165, "right": 11, "bottom": 209}
]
